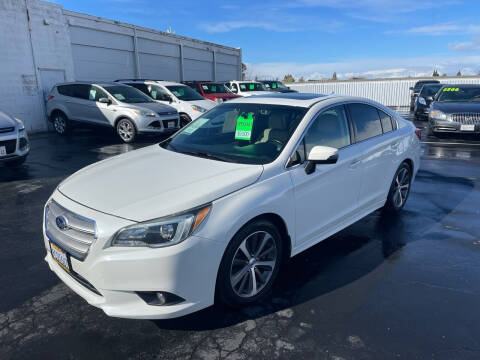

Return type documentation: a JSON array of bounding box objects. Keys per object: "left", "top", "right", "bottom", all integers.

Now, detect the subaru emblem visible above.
[{"left": 56, "top": 215, "right": 68, "bottom": 230}]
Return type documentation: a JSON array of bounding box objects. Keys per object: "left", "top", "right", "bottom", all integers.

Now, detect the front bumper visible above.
[
  {"left": 136, "top": 115, "right": 180, "bottom": 134},
  {"left": 0, "top": 130, "right": 29, "bottom": 163},
  {"left": 43, "top": 191, "right": 225, "bottom": 319},
  {"left": 429, "top": 119, "right": 480, "bottom": 134}
]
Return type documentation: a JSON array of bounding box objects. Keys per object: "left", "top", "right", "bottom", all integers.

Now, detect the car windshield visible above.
[
  {"left": 166, "top": 85, "right": 205, "bottom": 101},
  {"left": 104, "top": 86, "right": 153, "bottom": 103},
  {"left": 200, "top": 83, "right": 232, "bottom": 94},
  {"left": 162, "top": 103, "right": 308, "bottom": 165},
  {"left": 264, "top": 81, "right": 288, "bottom": 90},
  {"left": 414, "top": 81, "right": 438, "bottom": 92},
  {"left": 239, "top": 83, "right": 267, "bottom": 92},
  {"left": 436, "top": 87, "right": 480, "bottom": 102},
  {"left": 421, "top": 85, "right": 442, "bottom": 97}
]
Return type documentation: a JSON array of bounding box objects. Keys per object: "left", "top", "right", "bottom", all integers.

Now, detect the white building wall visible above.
[
  {"left": 289, "top": 77, "right": 480, "bottom": 107},
  {"left": 0, "top": 0, "right": 241, "bottom": 133}
]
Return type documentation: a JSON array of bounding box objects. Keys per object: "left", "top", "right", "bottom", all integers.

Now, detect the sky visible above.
[{"left": 52, "top": 0, "right": 480, "bottom": 80}]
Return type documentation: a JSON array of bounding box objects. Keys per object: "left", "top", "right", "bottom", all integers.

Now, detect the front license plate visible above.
[
  {"left": 50, "top": 242, "right": 71, "bottom": 272},
  {"left": 168, "top": 121, "right": 175, "bottom": 128},
  {"left": 0, "top": 146, "right": 6, "bottom": 156},
  {"left": 460, "top": 124, "right": 475, "bottom": 131}
]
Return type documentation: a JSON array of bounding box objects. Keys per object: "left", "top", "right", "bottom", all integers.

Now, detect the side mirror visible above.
[
  {"left": 231, "top": 88, "right": 238, "bottom": 93},
  {"left": 98, "top": 97, "right": 111, "bottom": 105},
  {"left": 304, "top": 146, "right": 338, "bottom": 175},
  {"left": 427, "top": 96, "right": 434, "bottom": 101}
]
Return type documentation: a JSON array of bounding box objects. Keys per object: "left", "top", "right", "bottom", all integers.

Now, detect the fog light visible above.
[
  {"left": 19, "top": 137, "right": 28, "bottom": 150},
  {"left": 136, "top": 291, "right": 185, "bottom": 306}
]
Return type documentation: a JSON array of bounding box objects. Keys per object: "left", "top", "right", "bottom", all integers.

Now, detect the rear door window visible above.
[
  {"left": 378, "top": 109, "right": 393, "bottom": 133},
  {"left": 71, "top": 84, "right": 90, "bottom": 100},
  {"left": 347, "top": 103, "right": 383, "bottom": 142}
]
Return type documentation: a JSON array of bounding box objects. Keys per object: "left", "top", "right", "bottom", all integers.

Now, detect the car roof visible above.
[
  {"left": 224, "top": 93, "right": 340, "bottom": 107},
  {"left": 117, "top": 79, "right": 186, "bottom": 87},
  {"left": 55, "top": 81, "right": 127, "bottom": 87},
  {"left": 231, "top": 80, "right": 262, "bottom": 84}
]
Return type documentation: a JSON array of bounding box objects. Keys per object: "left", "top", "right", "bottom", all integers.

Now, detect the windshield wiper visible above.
[{"left": 181, "top": 150, "right": 230, "bottom": 162}]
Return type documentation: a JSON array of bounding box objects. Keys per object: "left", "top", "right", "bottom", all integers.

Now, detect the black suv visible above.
[
  {"left": 259, "top": 80, "right": 298, "bottom": 93},
  {"left": 414, "top": 83, "right": 443, "bottom": 120},
  {"left": 410, "top": 80, "right": 440, "bottom": 111}
]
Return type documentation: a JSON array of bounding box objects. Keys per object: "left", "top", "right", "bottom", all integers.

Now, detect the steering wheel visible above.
[{"left": 268, "top": 138, "right": 284, "bottom": 148}]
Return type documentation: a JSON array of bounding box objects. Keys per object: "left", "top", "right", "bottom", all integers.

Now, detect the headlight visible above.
[
  {"left": 418, "top": 97, "right": 426, "bottom": 106},
  {"left": 133, "top": 109, "right": 156, "bottom": 117},
  {"left": 14, "top": 118, "right": 25, "bottom": 131},
  {"left": 429, "top": 110, "right": 451, "bottom": 121},
  {"left": 111, "top": 204, "right": 211, "bottom": 248},
  {"left": 191, "top": 105, "right": 207, "bottom": 113}
]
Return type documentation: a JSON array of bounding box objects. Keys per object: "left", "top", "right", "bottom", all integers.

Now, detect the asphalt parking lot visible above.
[{"left": 1, "top": 112, "right": 480, "bottom": 360}]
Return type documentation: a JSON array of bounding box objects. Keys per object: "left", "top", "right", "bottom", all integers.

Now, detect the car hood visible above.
[
  {"left": 0, "top": 110, "right": 16, "bottom": 128},
  {"left": 186, "top": 99, "right": 216, "bottom": 109},
  {"left": 241, "top": 91, "right": 269, "bottom": 97},
  {"left": 123, "top": 102, "right": 178, "bottom": 114},
  {"left": 431, "top": 102, "right": 480, "bottom": 113},
  {"left": 58, "top": 145, "right": 263, "bottom": 222}
]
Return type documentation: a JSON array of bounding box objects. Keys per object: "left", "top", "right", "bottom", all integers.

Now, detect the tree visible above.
[
  {"left": 432, "top": 69, "right": 439, "bottom": 77},
  {"left": 241, "top": 63, "right": 247, "bottom": 80},
  {"left": 456, "top": 70, "right": 462, "bottom": 77},
  {"left": 332, "top": 72, "right": 337, "bottom": 80},
  {"left": 283, "top": 74, "right": 295, "bottom": 83},
  {"left": 298, "top": 76, "right": 305, "bottom": 83}
]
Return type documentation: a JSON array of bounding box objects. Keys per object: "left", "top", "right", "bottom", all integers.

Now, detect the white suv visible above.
[
  {"left": 117, "top": 79, "right": 216, "bottom": 127},
  {"left": 46, "top": 82, "right": 179, "bottom": 143},
  {"left": 43, "top": 93, "right": 420, "bottom": 319},
  {"left": 0, "top": 110, "right": 29, "bottom": 166},
  {"left": 227, "top": 80, "right": 269, "bottom": 97}
]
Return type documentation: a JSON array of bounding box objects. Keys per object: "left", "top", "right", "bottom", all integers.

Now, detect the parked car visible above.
[
  {"left": 46, "top": 82, "right": 179, "bottom": 143},
  {"left": 414, "top": 83, "right": 443, "bottom": 120},
  {"left": 0, "top": 110, "right": 29, "bottom": 166},
  {"left": 116, "top": 79, "right": 216, "bottom": 127},
  {"left": 410, "top": 80, "right": 440, "bottom": 111},
  {"left": 227, "top": 80, "right": 269, "bottom": 97},
  {"left": 182, "top": 81, "right": 241, "bottom": 103},
  {"left": 43, "top": 93, "right": 420, "bottom": 319},
  {"left": 260, "top": 80, "right": 298, "bottom": 93},
  {"left": 428, "top": 84, "right": 480, "bottom": 136}
]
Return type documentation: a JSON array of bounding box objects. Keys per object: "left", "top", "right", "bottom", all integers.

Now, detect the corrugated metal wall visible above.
[
  {"left": 288, "top": 77, "right": 480, "bottom": 107},
  {"left": 65, "top": 10, "right": 242, "bottom": 83}
]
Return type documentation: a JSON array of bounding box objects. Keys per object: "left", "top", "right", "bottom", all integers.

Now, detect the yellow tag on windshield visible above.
[
  {"left": 443, "top": 87, "right": 459, "bottom": 92},
  {"left": 235, "top": 113, "right": 254, "bottom": 140}
]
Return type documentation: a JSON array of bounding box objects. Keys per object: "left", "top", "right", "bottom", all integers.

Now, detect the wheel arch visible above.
[
  {"left": 114, "top": 116, "right": 137, "bottom": 130},
  {"left": 49, "top": 109, "right": 67, "bottom": 122}
]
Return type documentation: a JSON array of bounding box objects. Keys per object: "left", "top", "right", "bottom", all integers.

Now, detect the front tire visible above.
[
  {"left": 217, "top": 220, "right": 283, "bottom": 307},
  {"left": 116, "top": 118, "right": 137, "bottom": 143},
  {"left": 52, "top": 112, "right": 69, "bottom": 135},
  {"left": 179, "top": 114, "right": 191, "bottom": 128},
  {"left": 383, "top": 163, "right": 412, "bottom": 213}
]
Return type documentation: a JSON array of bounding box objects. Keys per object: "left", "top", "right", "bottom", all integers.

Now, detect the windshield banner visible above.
[{"left": 235, "top": 113, "right": 254, "bottom": 140}]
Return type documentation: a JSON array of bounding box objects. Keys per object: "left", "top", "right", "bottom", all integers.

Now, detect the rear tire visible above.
[
  {"left": 216, "top": 220, "right": 283, "bottom": 307},
  {"left": 383, "top": 162, "right": 412, "bottom": 214},
  {"left": 116, "top": 118, "right": 137, "bottom": 143},
  {"left": 52, "top": 112, "right": 70, "bottom": 135}
]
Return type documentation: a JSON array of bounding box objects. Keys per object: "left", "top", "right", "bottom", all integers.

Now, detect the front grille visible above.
[
  {"left": 158, "top": 111, "right": 177, "bottom": 116},
  {"left": 0, "top": 139, "right": 16, "bottom": 154},
  {"left": 45, "top": 200, "right": 96, "bottom": 261},
  {"left": 451, "top": 113, "right": 480, "bottom": 125},
  {"left": 0, "top": 127, "right": 14, "bottom": 134}
]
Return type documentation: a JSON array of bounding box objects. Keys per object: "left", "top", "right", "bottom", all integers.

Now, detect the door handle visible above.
[{"left": 349, "top": 159, "right": 361, "bottom": 168}]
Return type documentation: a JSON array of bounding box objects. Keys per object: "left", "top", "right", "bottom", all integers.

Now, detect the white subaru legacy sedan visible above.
[{"left": 43, "top": 93, "right": 421, "bottom": 319}]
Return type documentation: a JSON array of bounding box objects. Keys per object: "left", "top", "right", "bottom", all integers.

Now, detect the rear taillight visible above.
[
  {"left": 415, "top": 128, "right": 422, "bottom": 140},
  {"left": 47, "top": 95, "right": 54, "bottom": 101}
]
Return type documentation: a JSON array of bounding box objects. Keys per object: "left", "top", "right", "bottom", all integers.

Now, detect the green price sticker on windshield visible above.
[
  {"left": 443, "top": 87, "right": 459, "bottom": 92},
  {"left": 235, "top": 113, "right": 254, "bottom": 140},
  {"left": 249, "top": 84, "right": 255, "bottom": 90}
]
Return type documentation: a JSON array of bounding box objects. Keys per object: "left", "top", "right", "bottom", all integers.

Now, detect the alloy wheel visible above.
[
  {"left": 230, "top": 231, "right": 277, "bottom": 298},
  {"left": 118, "top": 120, "right": 134, "bottom": 141},
  {"left": 54, "top": 115, "right": 66, "bottom": 134},
  {"left": 392, "top": 167, "right": 410, "bottom": 208}
]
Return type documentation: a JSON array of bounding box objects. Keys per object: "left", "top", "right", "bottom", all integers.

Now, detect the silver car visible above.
[
  {"left": 46, "top": 82, "right": 180, "bottom": 143},
  {"left": 0, "top": 110, "right": 29, "bottom": 167}
]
